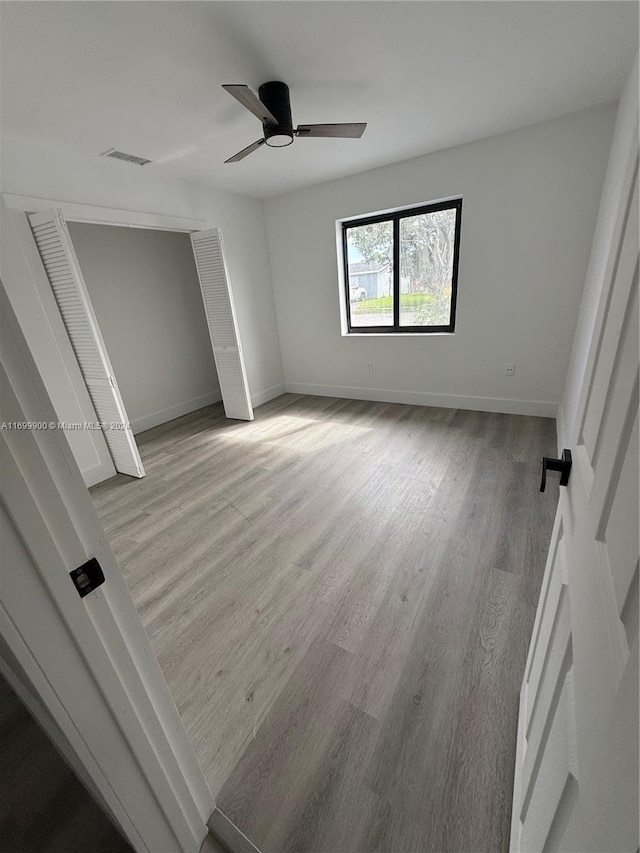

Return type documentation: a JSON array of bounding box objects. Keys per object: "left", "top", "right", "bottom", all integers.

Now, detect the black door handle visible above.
[{"left": 540, "top": 449, "right": 572, "bottom": 492}]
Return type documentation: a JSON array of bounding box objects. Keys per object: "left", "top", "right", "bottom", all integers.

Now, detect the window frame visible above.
[{"left": 341, "top": 198, "right": 462, "bottom": 335}]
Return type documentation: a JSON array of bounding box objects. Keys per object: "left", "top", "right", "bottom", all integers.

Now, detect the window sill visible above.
[{"left": 342, "top": 331, "right": 455, "bottom": 338}]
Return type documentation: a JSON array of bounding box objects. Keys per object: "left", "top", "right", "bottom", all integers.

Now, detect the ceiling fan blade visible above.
[
  {"left": 222, "top": 84, "right": 277, "bottom": 125},
  {"left": 296, "top": 123, "right": 367, "bottom": 138},
  {"left": 224, "top": 138, "right": 265, "bottom": 163}
]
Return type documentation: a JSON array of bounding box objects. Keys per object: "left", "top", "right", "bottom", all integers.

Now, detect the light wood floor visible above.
[{"left": 91, "top": 394, "right": 558, "bottom": 853}]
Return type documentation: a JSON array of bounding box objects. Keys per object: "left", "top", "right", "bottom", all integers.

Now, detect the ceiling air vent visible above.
[{"left": 101, "top": 148, "right": 151, "bottom": 166}]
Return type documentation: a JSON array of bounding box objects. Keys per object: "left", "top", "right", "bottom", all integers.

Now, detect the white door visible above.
[
  {"left": 190, "top": 228, "right": 254, "bottom": 421},
  {"left": 0, "top": 199, "right": 116, "bottom": 487},
  {"left": 28, "top": 209, "right": 144, "bottom": 478},
  {"left": 510, "top": 142, "right": 639, "bottom": 848},
  {"left": 0, "top": 276, "right": 213, "bottom": 852}
]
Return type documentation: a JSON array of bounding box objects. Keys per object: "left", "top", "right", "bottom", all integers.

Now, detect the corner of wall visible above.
[
  {"left": 557, "top": 53, "right": 639, "bottom": 444},
  {"left": 257, "top": 195, "right": 286, "bottom": 389},
  {"left": 251, "top": 382, "right": 286, "bottom": 409},
  {"left": 555, "top": 403, "right": 567, "bottom": 456}
]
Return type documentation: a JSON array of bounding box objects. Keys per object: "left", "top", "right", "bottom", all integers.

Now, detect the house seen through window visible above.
[{"left": 342, "top": 198, "right": 462, "bottom": 333}]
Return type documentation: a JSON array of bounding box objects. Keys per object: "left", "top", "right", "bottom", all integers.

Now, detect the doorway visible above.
[{"left": 68, "top": 222, "right": 222, "bottom": 438}]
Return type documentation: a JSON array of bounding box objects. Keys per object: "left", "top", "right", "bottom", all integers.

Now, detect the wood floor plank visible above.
[
  {"left": 91, "top": 394, "right": 558, "bottom": 852},
  {"left": 264, "top": 700, "right": 380, "bottom": 853},
  {"left": 217, "top": 636, "right": 380, "bottom": 853},
  {"left": 431, "top": 567, "right": 529, "bottom": 853}
]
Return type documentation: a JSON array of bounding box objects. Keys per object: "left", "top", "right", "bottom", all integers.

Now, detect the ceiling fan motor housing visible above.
[{"left": 259, "top": 81, "right": 294, "bottom": 147}]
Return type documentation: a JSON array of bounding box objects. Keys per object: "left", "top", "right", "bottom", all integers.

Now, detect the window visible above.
[{"left": 342, "top": 198, "right": 462, "bottom": 334}]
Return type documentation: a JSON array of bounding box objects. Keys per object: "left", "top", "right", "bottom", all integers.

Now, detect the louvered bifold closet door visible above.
[
  {"left": 28, "top": 209, "right": 144, "bottom": 478},
  {"left": 190, "top": 228, "right": 254, "bottom": 421}
]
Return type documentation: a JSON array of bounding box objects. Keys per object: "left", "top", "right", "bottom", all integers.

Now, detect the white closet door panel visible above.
[
  {"left": 190, "top": 228, "right": 253, "bottom": 421},
  {"left": 212, "top": 348, "right": 253, "bottom": 416},
  {"left": 28, "top": 209, "right": 144, "bottom": 478}
]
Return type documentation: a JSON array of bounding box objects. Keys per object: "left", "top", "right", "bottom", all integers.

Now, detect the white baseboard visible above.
[
  {"left": 131, "top": 390, "right": 223, "bottom": 434},
  {"left": 82, "top": 459, "right": 117, "bottom": 487},
  {"left": 251, "top": 383, "right": 286, "bottom": 408},
  {"left": 284, "top": 382, "right": 559, "bottom": 418},
  {"left": 129, "top": 385, "right": 285, "bottom": 435}
]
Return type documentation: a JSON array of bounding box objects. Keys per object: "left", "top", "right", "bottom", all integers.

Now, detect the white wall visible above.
[
  {"left": 558, "top": 57, "right": 639, "bottom": 449},
  {"left": 68, "top": 223, "right": 221, "bottom": 433},
  {"left": 0, "top": 141, "right": 285, "bottom": 408},
  {"left": 265, "top": 105, "right": 617, "bottom": 417}
]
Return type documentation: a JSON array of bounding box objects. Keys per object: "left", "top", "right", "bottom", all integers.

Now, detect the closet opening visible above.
[{"left": 28, "top": 209, "right": 253, "bottom": 484}]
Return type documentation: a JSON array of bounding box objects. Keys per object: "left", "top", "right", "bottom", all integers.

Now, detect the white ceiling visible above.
[{"left": 1, "top": 2, "right": 637, "bottom": 199}]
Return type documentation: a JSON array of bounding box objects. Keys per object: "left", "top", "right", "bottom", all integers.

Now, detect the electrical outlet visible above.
[
  {"left": 505, "top": 363, "right": 515, "bottom": 376},
  {"left": 367, "top": 363, "right": 374, "bottom": 374}
]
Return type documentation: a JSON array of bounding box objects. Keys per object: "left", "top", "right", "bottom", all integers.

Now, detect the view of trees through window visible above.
[
  {"left": 346, "top": 221, "right": 393, "bottom": 326},
  {"left": 344, "top": 200, "right": 461, "bottom": 332}
]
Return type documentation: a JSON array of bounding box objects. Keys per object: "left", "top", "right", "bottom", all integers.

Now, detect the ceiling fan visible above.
[{"left": 222, "top": 81, "right": 367, "bottom": 163}]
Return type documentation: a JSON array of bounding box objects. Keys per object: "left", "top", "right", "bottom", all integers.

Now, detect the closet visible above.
[{"left": 28, "top": 209, "right": 253, "bottom": 481}]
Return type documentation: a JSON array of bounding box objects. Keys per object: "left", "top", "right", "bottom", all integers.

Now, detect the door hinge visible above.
[{"left": 70, "top": 557, "right": 105, "bottom": 598}]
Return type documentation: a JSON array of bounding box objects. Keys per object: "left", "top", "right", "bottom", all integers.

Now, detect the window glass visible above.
[
  {"left": 346, "top": 221, "right": 393, "bottom": 327},
  {"left": 399, "top": 208, "right": 457, "bottom": 327}
]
